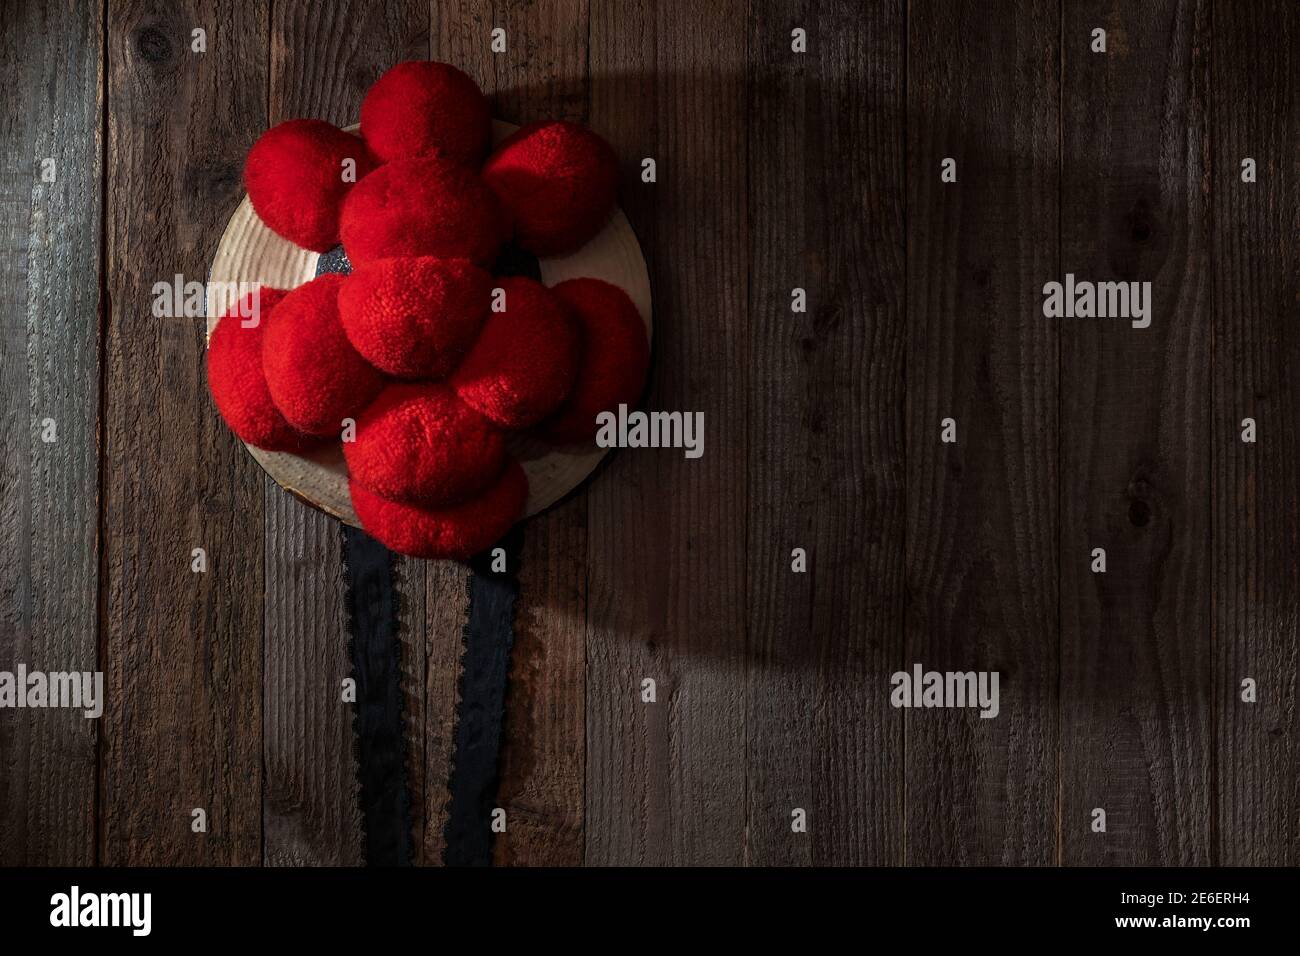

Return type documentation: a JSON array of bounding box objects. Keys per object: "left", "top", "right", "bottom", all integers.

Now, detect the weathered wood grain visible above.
[
  {"left": 429, "top": 0, "right": 591, "bottom": 867},
  {"left": 1210, "top": 0, "right": 1299, "bottom": 866},
  {"left": 99, "top": 0, "right": 266, "bottom": 864},
  {"left": 1059, "top": 0, "right": 1213, "bottom": 865},
  {"left": 744, "top": 0, "right": 907, "bottom": 865},
  {"left": 7, "top": 0, "right": 1298, "bottom": 869},
  {"left": 905, "top": 0, "right": 1060, "bottom": 865},
  {"left": 414, "top": 559, "right": 467, "bottom": 865},
  {"left": 261, "top": 496, "right": 360, "bottom": 866},
  {"left": 435, "top": 0, "right": 589, "bottom": 127},
  {"left": 402, "top": 3, "right": 474, "bottom": 868},
  {"left": 0, "top": 0, "right": 102, "bottom": 866},
  {"left": 495, "top": 503, "right": 586, "bottom": 865},
  {"left": 582, "top": 0, "right": 658, "bottom": 866},
  {"left": 263, "top": 0, "right": 426, "bottom": 868},
  {"left": 586, "top": 0, "right": 749, "bottom": 866},
  {"left": 489, "top": 0, "right": 590, "bottom": 871}
]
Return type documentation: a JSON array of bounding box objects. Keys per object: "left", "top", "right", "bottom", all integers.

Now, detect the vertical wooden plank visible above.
[
  {"left": 100, "top": 0, "right": 266, "bottom": 864},
  {"left": 0, "top": 0, "right": 102, "bottom": 866},
  {"left": 1211, "top": 0, "right": 1299, "bottom": 866},
  {"left": 430, "top": 0, "right": 591, "bottom": 868},
  {"left": 744, "top": 0, "right": 906, "bottom": 865},
  {"left": 406, "top": 3, "right": 475, "bottom": 868},
  {"left": 261, "top": 498, "right": 359, "bottom": 865},
  {"left": 415, "top": 561, "right": 467, "bottom": 864},
  {"left": 584, "top": 0, "right": 683, "bottom": 864},
  {"left": 495, "top": 501, "right": 587, "bottom": 866},
  {"left": 1059, "top": 0, "right": 1212, "bottom": 865},
  {"left": 429, "top": 0, "right": 582, "bottom": 868},
  {"left": 439, "top": 0, "right": 590, "bottom": 125},
  {"left": 586, "top": 0, "right": 749, "bottom": 865},
  {"left": 262, "top": 0, "right": 426, "bottom": 869},
  {"left": 585, "top": 0, "right": 657, "bottom": 866},
  {"left": 905, "top": 0, "right": 1060, "bottom": 865}
]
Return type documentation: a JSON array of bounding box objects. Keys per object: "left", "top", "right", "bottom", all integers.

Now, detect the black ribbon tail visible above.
[
  {"left": 341, "top": 525, "right": 413, "bottom": 866},
  {"left": 442, "top": 525, "right": 524, "bottom": 866}
]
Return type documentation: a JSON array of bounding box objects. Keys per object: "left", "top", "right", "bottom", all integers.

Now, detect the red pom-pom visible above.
[
  {"left": 245, "top": 119, "right": 377, "bottom": 252},
  {"left": 536, "top": 279, "right": 650, "bottom": 444},
  {"left": 208, "top": 288, "right": 317, "bottom": 451},
  {"left": 338, "top": 257, "right": 491, "bottom": 379},
  {"left": 262, "top": 274, "right": 385, "bottom": 437},
  {"left": 360, "top": 61, "right": 490, "bottom": 167},
  {"left": 344, "top": 383, "right": 505, "bottom": 506},
  {"left": 451, "top": 277, "right": 579, "bottom": 428},
  {"left": 481, "top": 120, "right": 619, "bottom": 256},
  {"left": 339, "top": 156, "right": 507, "bottom": 266},
  {"left": 350, "top": 459, "right": 528, "bottom": 560}
]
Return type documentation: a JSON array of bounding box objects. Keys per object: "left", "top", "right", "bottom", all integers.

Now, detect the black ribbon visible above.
[
  {"left": 443, "top": 527, "right": 524, "bottom": 866},
  {"left": 340, "top": 526, "right": 412, "bottom": 865}
]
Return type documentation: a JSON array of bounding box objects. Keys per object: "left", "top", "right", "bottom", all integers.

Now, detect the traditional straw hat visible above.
[{"left": 207, "top": 120, "right": 652, "bottom": 527}]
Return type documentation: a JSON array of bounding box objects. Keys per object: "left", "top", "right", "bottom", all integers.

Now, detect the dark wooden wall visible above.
[{"left": 0, "top": 0, "right": 1295, "bottom": 866}]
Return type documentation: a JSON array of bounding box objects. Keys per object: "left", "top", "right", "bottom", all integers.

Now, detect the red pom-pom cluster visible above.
[
  {"left": 340, "top": 156, "right": 507, "bottom": 265},
  {"left": 262, "top": 273, "right": 386, "bottom": 436},
  {"left": 245, "top": 120, "right": 378, "bottom": 253},
  {"left": 215, "top": 60, "right": 650, "bottom": 559},
  {"left": 452, "top": 276, "right": 580, "bottom": 428},
  {"left": 343, "top": 383, "right": 506, "bottom": 506},
  {"left": 350, "top": 459, "right": 528, "bottom": 561},
  {"left": 338, "top": 257, "right": 490, "bottom": 379},
  {"left": 360, "top": 61, "right": 490, "bottom": 167},
  {"left": 539, "top": 278, "right": 652, "bottom": 444},
  {"left": 208, "top": 287, "right": 319, "bottom": 452},
  {"left": 482, "top": 121, "right": 620, "bottom": 256}
]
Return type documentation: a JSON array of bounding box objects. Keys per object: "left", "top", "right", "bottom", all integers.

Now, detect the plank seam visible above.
[{"left": 92, "top": 0, "right": 110, "bottom": 869}]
